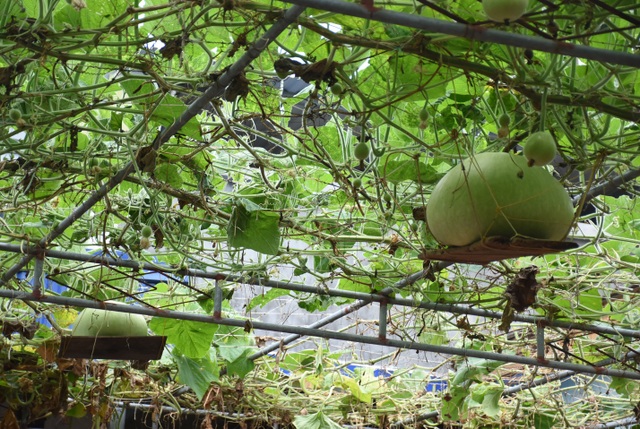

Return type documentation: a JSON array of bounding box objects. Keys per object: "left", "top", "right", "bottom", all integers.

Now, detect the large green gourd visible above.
[
  {"left": 72, "top": 308, "right": 148, "bottom": 337},
  {"left": 426, "top": 152, "right": 574, "bottom": 247}
]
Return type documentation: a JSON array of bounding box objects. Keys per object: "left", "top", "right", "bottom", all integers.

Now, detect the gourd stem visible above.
[{"left": 539, "top": 87, "right": 547, "bottom": 132}]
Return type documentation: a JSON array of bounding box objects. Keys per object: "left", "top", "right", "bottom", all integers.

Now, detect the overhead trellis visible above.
[{"left": 1, "top": 0, "right": 640, "bottom": 428}]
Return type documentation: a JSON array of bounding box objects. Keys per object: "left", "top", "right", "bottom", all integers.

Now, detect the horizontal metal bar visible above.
[
  {"left": 590, "top": 417, "right": 638, "bottom": 429},
  {"left": 2, "top": 289, "right": 639, "bottom": 381},
  {"left": 394, "top": 348, "right": 640, "bottom": 428},
  {"left": 4, "top": 242, "right": 640, "bottom": 340},
  {"left": 574, "top": 167, "right": 640, "bottom": 206},
  {"left": 112, "top": 401, "right": 377, "bottom": 429},
  {"left": 283, "top": 0, "right": 640, "bottom": 68},
  {"left": 247, "top": 267, "right": 437, "bottom": 359}
]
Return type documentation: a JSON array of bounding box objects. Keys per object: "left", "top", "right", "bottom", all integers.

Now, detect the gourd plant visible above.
[{"left": 0, "top": 0, "right": 639, "bottom": 428}]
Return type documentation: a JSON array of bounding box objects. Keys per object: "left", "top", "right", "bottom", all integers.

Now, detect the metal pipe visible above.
[
  {"left": 113, "top": 401, "right": 378, "bottom": 429},
  {"left": 33, "top": 257, "right": 43, "bottom": 295},
  {"left": 588, "top": 417, "right": 637, "bottom": 429},
  {"left": 379, "top": 301, "right": 387, "bottom": 340},
  {"left": 247, "top": 267, "right": 440, "bottom": 360},
  {"left": 3, "top": 243, "right": 640, "bottom": 340},
  {"left": 391, "top": 346, "right": 640, "bottom": 428},
  {"left": 505, "top": 347, "right": 640, "bottom": 396},
  {"left": 0, "top": 3, "right": 308, "bottom": 288},
  {"left": 2, "top": 289, "right": 639, "bottom": 381},
  {"left": 390, "top": 411, "right": 439, "bottom": 429},
  {"left": 214, "top": 279, "right": 222, "bottom": 319},
  {"left": 573, "top": 167, "right": 640, "bottom": 206},
  {"left": 280, "top": 0, "right": 640, "bottom": 67},
  {"left": 536, "top": 322, "right": 545, "bottom": 361}
]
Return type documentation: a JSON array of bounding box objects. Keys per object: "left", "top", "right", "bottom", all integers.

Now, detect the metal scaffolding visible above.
[
  {"left": 1, "top": 241, "right": 639, "bottom": 381},
  {"left": 1, "top": 1, "right": 639, "bottom": 427}
]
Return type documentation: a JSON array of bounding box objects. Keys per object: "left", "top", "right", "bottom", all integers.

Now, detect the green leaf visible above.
[
  {"left": 279, "top": 350, "right": 317, "bottom": 372},
  {"left": 148, "top": 94, "right": 202, "bottom": 140},
  {"left": 418, "top": 329, "right": 447, "bottom": 346},
  {"left": 53, "top": 4, "right": 82, "bottom": 30},
  {"left": 379, "top": 158, "right": 439, "bottom": 184},
  {"left": 297, "top": 294, "right": 336, "bottom": 312},
  {"left": 247, "top": 288, "right": 290, "bottom": 311},
  {"left": 174, "top": 351, "right": 219, "bottom": 400},
  {"left": 219, "top": 346, "right": 256, "bottom": 379},
  {"left": 469, "top": 384, "right": 502, "bottom": 417},
  {"left": 120, "top": 81, "right": 201, "bottom": 140},
  {"left": 424, "top": 281, "right": 463, "bottom": 303},
  {"left": 120, "top": 79, "right": 156, "bottom": 100},
  {"left": 154, "top": 163, "right": 184, "bottom": 188},
  {"left": 383, "top": 24, "right": 413, "bottom": 39},
  {"left": 386, "top": 54, "right": 448, "bottom": 102},
  {"left": 552, "top": 288, "right": 602, "bottom": 319},
  {"left": 338, "top": 376, "right": 372, "bottom": 404},
  {"left": 149, "top": 317, "right": 217, "bottom": 358},
  {"left": 610, "top": 376, "right": 639, "bottom": 397},
  {"left": 441, "top": 385, "right": 469, "bottom": 421},
  {"left": 528, "top": 412, "right": 556, "bottom": 429},
  {"left": 227, "top": 199, "right": 281, "bottom": 255},
  {"left": 293, "top": 410, "right": 343, "bottom": 429},
  {"left": 65, "top": 402, "right": 87, "bottom": 418},
  {"left": 337, "top": 277, "right": 377, "bottom": 294},
  {"left": 451, "top": 358, "right": 504, "bottom": 386}
]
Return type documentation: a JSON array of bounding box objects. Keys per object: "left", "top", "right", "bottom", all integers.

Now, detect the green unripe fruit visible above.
[
  {"left": 330, "top": 83, "right": 344, "bottom": 96},
  {"left": 383, "top": 192, "right": 392, "bottom": 203},
  {"left": 419, "top": 108, "right": 430, "bottom": 122},
  {"left": 498, "top": 113, "right": 511, "bottom": 128},
  {"left": 354, "top": 142, "right": 370, "bottom": 161},
  {"left": 352, "top": 178, "right": 362, "bottom": 188},
  {"left": 523, "top": 131, "right": 556, "bottom": 166},
  {"left": 482, "top": 0, "right": 528, "bottom": 22},
  {"left": 72, "top": 308, "right": 148, "bottom": 337},
  {"left": 426, "top": 152, "right": 574, "bottom": 247},
  {"left": 141, "top": 225, "right": 153, "bottom": 238},
  {"left": 9, "top": 109, "right": 22, "bottom": 121}
]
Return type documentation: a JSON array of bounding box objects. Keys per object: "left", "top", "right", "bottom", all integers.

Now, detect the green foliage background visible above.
[{"left": 0, "top": 0, "right": 639, "bottom": 427}]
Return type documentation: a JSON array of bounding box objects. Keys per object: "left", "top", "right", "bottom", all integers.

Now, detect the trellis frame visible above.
[{"left": 1, "top": 0, "right": 640, "bottom": 426}]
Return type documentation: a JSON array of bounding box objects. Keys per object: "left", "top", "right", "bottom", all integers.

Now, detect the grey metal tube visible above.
[
  {"left": 2, "top": 289, "right": 639, "bottom": 381},
  {"left": 4, "top": 242, "right": 640, "bottom": 340},
  {"left": 574, "top": 167, "right": 640, "bottom": 206},
  {"left": 280, "top": 0, "right": 640, "bottom": 67},
  {"left": 247, "top": 267, "right": 438, "bottom": 359},
  {"left": 393, "top": 349, "right": 640, "bottom": 428}
]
